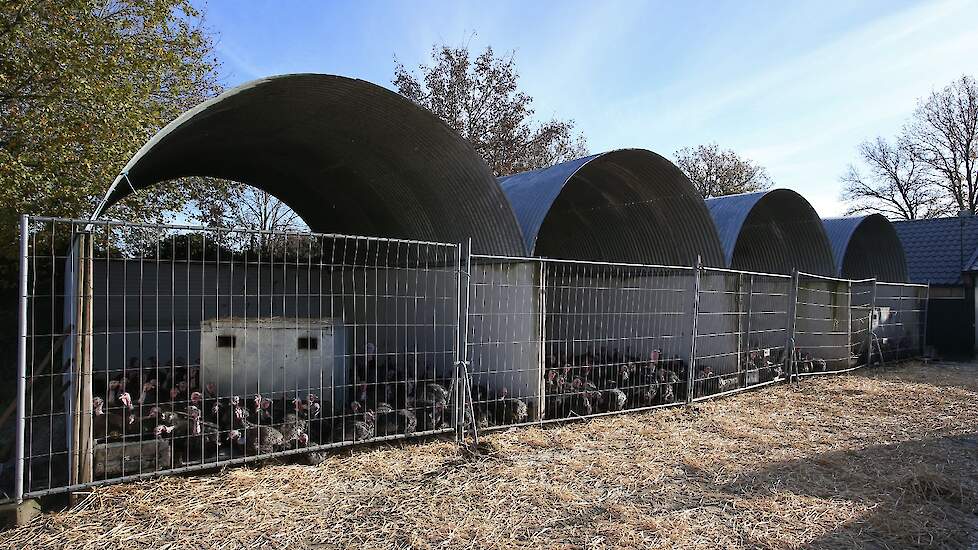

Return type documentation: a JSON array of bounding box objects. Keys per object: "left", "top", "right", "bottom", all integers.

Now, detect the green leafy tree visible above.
[{"left": 0, "top": 0, "right": 222, "bottom": 261}]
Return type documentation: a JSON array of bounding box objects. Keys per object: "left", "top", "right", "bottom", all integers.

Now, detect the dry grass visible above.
[{"left": 3, "top": 361, "right": 977, "bottom": 549}]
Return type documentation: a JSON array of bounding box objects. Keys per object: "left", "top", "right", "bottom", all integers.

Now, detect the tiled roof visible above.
[{"left": 892, "top": 216, "right": 978, "bottom": 285}]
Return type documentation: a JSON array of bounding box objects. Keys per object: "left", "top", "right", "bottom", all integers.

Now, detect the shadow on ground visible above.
[{"left": 714, "top": 432, "right": 978, "bottom": 548}]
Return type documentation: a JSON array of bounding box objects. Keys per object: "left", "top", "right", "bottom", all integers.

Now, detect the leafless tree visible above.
[
  {"left": 840, "top": 136, "right": 943, "bottom": 220},
  {"left": 193, "top": 181, "right": 306, "bottom": 249},
  {"left": 394, "top": 43, "right": 587, "bottom": 176},
  {"left": 673, "top": 143, "right": 773, "bottom": 198},
  {"left": 906, "top": 75, "right": 978, "bottom": 214}
]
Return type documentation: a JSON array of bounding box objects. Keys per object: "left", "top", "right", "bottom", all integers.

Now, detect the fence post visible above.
[
  {"left": 785, "top": 270, "right": 799, "bottom": 382},
  {"left": 69, "top": 230, "right": 94, "bottom": 496},
  {"left": 866, "top": 279, "right": 878, "bottom": 367},
  {"left": 15, "top": 215, "right": 29, "bottom": 504},
  {"left": 846, "top": 280, "right": 853, "bottom": 368},
  {"left": 536, "top": 259, "right": 547, "bottom": 423},
  {"left": 743, "top": 273, "right": 754, "bottom": 387},
  {"left": 686, "top": 256, "right": 702, "bottom": 403},
  {"left": 453, "top": 241, "right": 464, "bottom": 443},
  {"left": 921, "top": 283, "right": 930, "bottom": 359},
  {"left": 455, "top": 239, "right": 476, "bottom": 444}
]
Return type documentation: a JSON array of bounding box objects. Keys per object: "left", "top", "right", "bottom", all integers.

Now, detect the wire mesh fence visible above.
[
  {"left": 873, "top": 282, "right": 928, "bottom": 363},
  {"left": 16, "top": 216, "right": 461, "bottom": 500},
  {"left": 13, "top": 216, "right": 931, "bottom": 501},
  {"left": 691, "top": 268, "right": 791, "bottom": 401},
  {"left": 464, "top": 256, "right": 694, "bottom": 431},
  {"left": 791, "top": 273, "right": 875, "bottom": 377}
]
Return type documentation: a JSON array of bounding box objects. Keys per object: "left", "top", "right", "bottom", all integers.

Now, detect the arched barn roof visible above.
[
  {"left": 822, "top": 215, "right": 908, "bottom": 282},
  {"left": 95, "top": 74, "right": 525, "bottom": 255},
  {"left": 706, "top": 189, "right": 835, "bottom": 276},
  {"left": 498, "top": 149, "right": 725, "bottom": 266}
]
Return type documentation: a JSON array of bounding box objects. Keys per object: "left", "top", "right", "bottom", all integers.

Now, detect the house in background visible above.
[{"left": 893, "top": 215, "right": 978, "bottom": 359}]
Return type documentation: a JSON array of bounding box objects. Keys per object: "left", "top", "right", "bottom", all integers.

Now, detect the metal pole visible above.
[
  {"left": 785, "top": 270, "right": 799, "bottom": 382},
  {"left": 686, "top": 256, "right": 702, "bottom": 403},
  {"left": 921, "top": 283, "right": 930, "bottom": 359},
  {"left": 537, "top": 259, "right": 547, "bottom": 423},
  {"left": 15, "top": 215, "right": 29, "bottom": 504},
  {"left": 743, "top": 274, "right": 754, "bottom": 387},
  {"left": 453, "top": 242, "right": 464, "bottom": 443},
  {"left": 846, "top": 280, "right": 853, "bottom": 368},
  {"left": 867, "top": 279, "right": 878, "bottom": 367}
]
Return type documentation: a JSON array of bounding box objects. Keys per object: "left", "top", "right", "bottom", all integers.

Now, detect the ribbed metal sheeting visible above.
[
  {"left": 498, "top": 149, "right": 725, "bottom": 266},
  {"left": 706, "top": 189, "right": 835, "bottom": 276},
  {"left": 822, "top": 215, "right": 908, "bottom": 282},
  {"left": 96, "top": 74, "right": 525, "bottom": 255}
]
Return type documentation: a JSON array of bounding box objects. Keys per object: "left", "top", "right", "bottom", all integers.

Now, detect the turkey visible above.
[
  {"left": 91, "top": 396, "right": 134, "bottom": 440},
  {"left": 601, "top": 387, "right": 627, "bottom": 412},
  {"left": 375, "top": 402, "right": 417, "bottom": 437},
  {"left": 489, "top": 386, "right": 528, "bottom": 425},
  {"left": 693, "top": 365, "right": 719, "bottom": 397},
  {"left": 335, "top": 402, "right": 376, "bottom": 442},
  {"left": 655, "top": 368, "right": 679, "bottom": 404},
  {"left": 278, "top": 412, "right": 309, "bottom": 449},
  {"left": 566, "top": 378, "right": 594, "bottom": 417},
  {"left": 229, "top": 420, "right": 285, "bottom": 456}
]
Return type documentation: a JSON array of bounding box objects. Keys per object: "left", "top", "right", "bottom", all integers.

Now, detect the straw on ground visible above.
[{"left": 3, "top": 361, "right": 977, "bottom": 549}]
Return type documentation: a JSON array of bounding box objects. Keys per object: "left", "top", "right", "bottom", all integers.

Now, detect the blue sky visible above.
[{"left": 204, "top": 0, "right": 978, "bottom": 216}]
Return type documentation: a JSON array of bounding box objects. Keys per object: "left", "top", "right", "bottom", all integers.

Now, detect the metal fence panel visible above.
[
  {"left": 873, "top": 282, "right": 928, "bottom": 362},
  {"left": 691, "top": 268, "right": 791, "bottom": 401},
  {"left": 792, "top": 273, "right": 875, "bottom": 376},
  {"left": 17, "top": 216, "right": 460, "bottom": 498},
  {"left": 464, "top": 255, "right": 694, "bottom": 430}
]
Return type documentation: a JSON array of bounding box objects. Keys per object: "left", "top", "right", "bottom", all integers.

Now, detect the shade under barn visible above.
[
  {"left": 499, "top": 149, "right": 725, "bottom": 266},
  {"left": 94, "top": 73, "right": 525, "bottom": 256},
  {"left": 706, "top": 189, "right": 836, "bottom": 276},
  {"left": 822, "top": 215, "right": 908, "bottom": 282}
]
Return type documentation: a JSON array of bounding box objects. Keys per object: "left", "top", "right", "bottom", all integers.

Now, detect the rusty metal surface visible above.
[
  {"left": 96, "top": 74, "right": 526, "bottom": 255},
  {"left": 499, "top": 149, "right": 725, "bottom": 266},
  {"left": 706, "top": 189, "right": 835, "bottom": 276},
  {"left": 823, "top": 214, "right": 908, "bottom": 282}
]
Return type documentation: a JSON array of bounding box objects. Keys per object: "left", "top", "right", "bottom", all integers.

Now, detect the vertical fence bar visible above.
[
  {"left": 785, "top": 270, "right": 799, "bottom": 381},
  {"left": 866, "top": 279, "right": 878, "bottom": 367},
  {"left": 15, "top": 215, "right": 29, "bottom": 504},
  {"left": 846, "top": 280, "right": 853, "bottom": 368},
  {"left": 536, "top": 259, "right": 546, "bottom": 423},
  {"left": 743, "top": 274, "right": 754, "bottom": 387},
  {"left": 921, "top": 283, "right": 930, "bottom": 359},
  {"left": 453, "top": 242, "right": 464, "bottom": 442},
  {"left": 686, "top": 256, "right": 702, "bottom": 403}
]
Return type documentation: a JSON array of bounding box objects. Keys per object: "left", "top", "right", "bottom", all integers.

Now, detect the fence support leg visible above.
[
  {"left": 785, "top": 271, "right": 799, "bottom": 382},
  {"left": 921, "top": 283, "right": 930, "bottom": 360},
  {"left": 686, "top": 256, "right": 702, "bottom": 403},
  {"left": 866, "top": 280, "right": 878, "bottom": 367}
]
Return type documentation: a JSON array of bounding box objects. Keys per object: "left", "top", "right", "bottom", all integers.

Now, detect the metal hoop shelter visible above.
[
  {"left": 706, "top": 189, "right": 836, "bottom": 277},
  {"left": 822, "top": 214, "right": 908, "bottom": 282},
  {"left": 499, "top": 149, "right": 725, "bottom": 266},
  {"left": 93, "top": 74, "right": 526, "bottom": 256}
]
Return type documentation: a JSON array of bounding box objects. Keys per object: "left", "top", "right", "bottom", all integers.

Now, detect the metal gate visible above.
[{"left": 14, "top": 216, "right": 462, "bottom": 500}]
